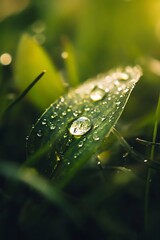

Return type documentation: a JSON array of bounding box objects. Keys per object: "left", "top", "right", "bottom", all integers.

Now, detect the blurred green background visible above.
[{"left": 0, "top": 0, "right": 160, "bottom": 239}]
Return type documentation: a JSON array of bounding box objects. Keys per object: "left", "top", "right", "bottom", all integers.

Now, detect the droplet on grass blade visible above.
[
  {"left": 90, "top": 86, "right": 106, "bottom": 101},
  {"left": 27, "top": 65, "right": 142, "bottom": 187},
  {"left": 69, "top": 117, "right": 92, "bottom": 136}
]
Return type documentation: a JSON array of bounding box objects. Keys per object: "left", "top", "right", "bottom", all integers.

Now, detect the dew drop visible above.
[
  {"left": 51, "top": 112, "right": 58, "bottom": 119},
  {"left": 78, "top": 141, "right": 84, "bottom": 147},
  {"left": 123, "top": 88, "right": 129, "bottom": 93},
  {"left": 37, "top": 129, "right": 43, "bottom": 137},
  {"left": 63, "top": 132, "right": 68, "bottom": 138},
  {"left": 118, "top": 87, "right": 123, "bottom": 92},
  {"left": 69, "top": 117, "right": 92, "bottom": 136},
  {"left": 42, "top": 118, "right": 47, "bottom": 125},
  {"left": 50, "top": 124, "right": 56, "bottom": 130},
  {"left": 116, "top": 101, "right": 121, "bottom": 106},
  {"left": 25, "top": 136, "right": 29, "bottom": 141},
  {"left": 84, "top": 107, "right": 90, "bottom": 112},
  {"left": 123, "top": 152, "right": 129, "bottom": 158},
  {"left": 101, "top": 115, "right": 106, "bottom": 121},
  {"left": 90, "top": 86, "right": 106, "bottom": 101},
  {"left": 62, "top": 111, "right": 67, "bottom": 116},
  {"left": 93, "top": 132, "right": 100, "bottom": 141},
  {"left": 73, "top": 111, "right": 79, "bottom": 117},
  {"left": 105, "top": 88, "right": 110, "bottom": 93}
]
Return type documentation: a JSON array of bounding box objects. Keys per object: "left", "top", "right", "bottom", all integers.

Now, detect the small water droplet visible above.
[
  {"left": 37, "top": 129, "right": 43, "bottom": 137},
  {"left": 84, "top": 107, "right": 90, "bottom": 112},
  {"left": 118, "top": 72, "right": 129, "bottom": 81},
  {"left": 63, "top": 132, "right": 68, "bottom": 138},
  {"left": 56, "top": 152, "right": 61, "bottom": 161},
  {"left": 51, "top": 112, "right": 58, "bottom": 119},
  {"left": 69, "top": 117, "right": 92, "bottom": 136},
  {"left": 114, "top": 80, "right": 119, "bottom": 86},
  {"left": 78, "top": 141, "right": 84, "bottom": 147},
  {"left": 62, "top": 111, "right": 67, "bottom": 116},
  {"left": 42, "top": 118, "right": 47, "bottom": 125},
  {"left": 25, "top": 136, "right": 29, "bottom": 141},
  {"left": 116, "top": 101, "right": 121, "bottom": 106},
  {"left": 60, "top": 97, "right": 65, "bottom": 102},
  {"left": 123, "top": 88, "right": 129, "bottom": 93},
  {"left": 101, "top": 115, "right": 106, "bottom": 121},
  {"left": 105, "top": 88, "right": 110, "bottom": 93},
  {"left": 73, "top": 111, "right": 79, "bottom": 117},
  {"left": 50, "top": 124, "right": 56, "bottom": 130},
  {"left": 123, "top": 152, "right": 129, "bottom": 158},
  {"left": 118, "top": 87, "right": 123, "bottom": 92},
  {"left": 93, "top": 133, "right": 100, "bottom": 141},
  {"left": 90, "top": 86, "right": 106, "bottom": 101}
]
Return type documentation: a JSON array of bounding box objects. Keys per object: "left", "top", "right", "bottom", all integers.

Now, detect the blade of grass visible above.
[
  {"left": 144, "top": 95, "right": 160, "bottom": 232},
  {"left": 112, "top": 128, "right": 160, "bottom": 171},
  {"left": 136, "top": 138, "right": 160, "bottom": 146},
  {"left": 14, "top": 34, "right": 65, "bottom": 109},
  {"left": 0, "top": 161, "right": 77, "bottom": 222},
  {"left": 2, "top": 70, "right": 46, "bottom": 114}
]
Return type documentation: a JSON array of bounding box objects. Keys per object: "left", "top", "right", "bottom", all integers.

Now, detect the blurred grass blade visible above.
[
  {"left": 3, "top": 71, "right": 46, "bottom": 114},
  {"left": 14, "top": 34, "right": 65, "bottom": 109},
  {"left": 0, "top": 161, "right": 75, "bottom": 219},
  {"left": 155, "top": 94, "right": 160, "bottom": 123},
  {"left": 27, "top": 66, "right": 142, "bottom": 188},
  {"left": 62, "top": 38, "right": 79, "bottom": 87}
]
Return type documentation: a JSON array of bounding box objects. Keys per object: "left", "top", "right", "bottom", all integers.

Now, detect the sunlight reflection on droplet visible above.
[{"left": 0, "top": 53, "right": 12, "bottom": 65}]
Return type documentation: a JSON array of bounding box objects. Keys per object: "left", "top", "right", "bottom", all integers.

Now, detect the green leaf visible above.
[
  {"left": 14, "top": 34, "right": 65, "bottom": 109},
  {"left": 27, "top": 66, "right": 142, "bottom": 188}
]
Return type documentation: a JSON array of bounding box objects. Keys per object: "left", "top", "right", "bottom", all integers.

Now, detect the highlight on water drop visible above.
[{"left": 69, "top": 117, "right": 92, "bottom": 136}]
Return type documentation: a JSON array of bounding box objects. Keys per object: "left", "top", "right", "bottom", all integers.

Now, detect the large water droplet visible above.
[
  {"left": 69, "top": 117, "right": 92, "bottom": 136},
  {"left": 90, "top": 86, "right": 106, "bottom": 101}
]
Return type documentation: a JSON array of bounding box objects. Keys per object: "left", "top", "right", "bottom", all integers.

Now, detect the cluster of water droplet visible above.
[{"left": 27, "top": 65, "right": 142, "bottom": 174}]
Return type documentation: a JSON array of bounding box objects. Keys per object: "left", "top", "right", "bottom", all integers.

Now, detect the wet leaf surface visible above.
[{"left": 27, "top": 66, "right": 142, "bottom": 188}]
